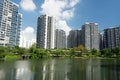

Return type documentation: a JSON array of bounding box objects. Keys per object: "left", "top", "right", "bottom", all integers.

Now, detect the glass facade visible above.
[
  {"left": 37, "top": 15, "right": 55, "bottom": 49},
  {"left": 103, "top": 27, "right": 120, "bottom": 49},
  {"left": 0, "top": 0, "right": 22, "bottom": 46}
]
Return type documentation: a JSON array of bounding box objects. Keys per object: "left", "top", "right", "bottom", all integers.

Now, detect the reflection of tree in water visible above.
[
  {"left": 86, "top": 59, "right": 101, "bottom": 80},
  {"left": 0, "top": 61, "right": 16, "bottom": 80},
  {"left": 15, "top": 61, "right": 34, "bottom": 80},
  {"left": 67, "top": 59, "right": 86, "bottom": 80},
  {"left": 101, "top": 59, "right": 120, "bottom": 80},
  {"left": 34, "top": 58, "right": 70, "bottom": 80},
  {"left": 33, "top": 58, "right": 102, "bottom": 80},
  {"left": 0, "top": 58, "right": 120, "bottom": 80},
  {"left": 68, "top": 59, "right": 102, "bottom": 80},
  {"left": 33, "top": 59, "right": 45, "bottom": 80}
]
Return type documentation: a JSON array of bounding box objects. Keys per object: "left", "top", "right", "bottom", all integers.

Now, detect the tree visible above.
[
  {"left": 29, "top": 43, "right": 37, "bottom": 53},
  {"left": 33, "top": 48, "right": 47, "bottom": 59},
  {"left": 100, "top": 48, "right": 112, "bottom": 57},
  {"left": 69, "top": 48, "right": 75, "bottom": 57},
  {"left": 17, "top": 47, "right": 26, "bottom": 55},
  {"left": 0, "top": 46, "right": 8, "bottom": 60},
  {"left": 78, "top": 45, "right": 87, "bottom": 54},
  {"left": 91, "top": 48, "right": 99, "bottom": 56},
  {"left": 112, "top": 46, "right": 120, "bottom": 57}
]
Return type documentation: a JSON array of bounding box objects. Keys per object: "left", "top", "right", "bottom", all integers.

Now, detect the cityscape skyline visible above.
[
  {"left": 10, "top": 0, "right": 120, "bottom": 45},
  {"left": 1, "top": 0, "right": 120, "bottom": 48},
  {"left": 67, "top": 22, "right": 99, "bottom": 50}
]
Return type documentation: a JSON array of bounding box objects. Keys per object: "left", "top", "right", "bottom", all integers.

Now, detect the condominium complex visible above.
[
  {"left": 37, "top": 15, "right": 55, "bottom": 49},
  {"left": 67, "top": 23, "right": 99, "bottom": 50},
  {"left": 36, "top": 14, "right": 120, "bottom": 50},
  {"left": 81, "top": 22, "right": 99, "bottom": 50},
  {"left": 103, "top": 26, "right": 120, "bottom": 49},
  {"left": 99, "top": 33, "right": 104, "bottom": 50},
  {"left": 55, "top": 29, "right": 66, "bottom": 49},
  {"left": 0, "top": 0, "right": 22, "bottom": 46},
  {"left": 67, "top": 30, "right": 81, "bottom": 48}
]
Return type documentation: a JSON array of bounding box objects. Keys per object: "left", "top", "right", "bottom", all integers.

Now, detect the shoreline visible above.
[{"left": 1, "top": 54, "right": 120, "bottom": 61}]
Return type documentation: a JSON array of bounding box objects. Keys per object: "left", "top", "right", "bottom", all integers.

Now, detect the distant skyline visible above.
[{"left": 11, "top": 0, "right": 120, "bottom": 41}]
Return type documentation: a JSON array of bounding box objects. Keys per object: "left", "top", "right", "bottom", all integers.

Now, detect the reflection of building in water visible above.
[
  {"left": 101, "top": 60, "right": 120, "bottom": 80},
  {"left": 67, "top": 59, "right": 86, "bottom": 80},
  {"left": 41, "top": 59, "right": 69, "bottom": 80},
  {"left": 0, "top": 62, "right": 16, "bottom": 80},
  {"left": 15, "top": 61, "right": 33, "bottom": 80},
  {"left": 0, "top": 70, "right": 5, "bottom": 80},
  {"left": 86, "top": 59, "right": 101, "bottom": 80},
  {"left": 42, "top": 59, "right": 55, "bottom": 80}
]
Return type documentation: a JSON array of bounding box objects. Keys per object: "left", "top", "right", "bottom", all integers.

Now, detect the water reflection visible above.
[
  {"left": 0, "top": 58, "right": 120, "bottom": 80},
  {"left": 42, "top": 59, "right": 55, "bottom": 80},
  {"left": 38, "top": 58, "right": 70, "bottom": 80},
  {"left": 15, "top": 61, "right": 33, "bottom": 80},
  {"left": 0, "top": 69, "right": 5, "bottom": 80},
  {"left": 86, "top": 59, "right": 101, "bottom": 80},
  {"left": 101, "top": 59, "right": 120, "bottom": 80}
]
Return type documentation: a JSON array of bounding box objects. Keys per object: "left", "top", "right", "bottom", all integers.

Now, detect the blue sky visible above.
[
  {"left": 71, "top": 0, "right": 120, "bottom": 31},
  {"left": 11, "top": 0, "right": 120, "bottom": 40}
]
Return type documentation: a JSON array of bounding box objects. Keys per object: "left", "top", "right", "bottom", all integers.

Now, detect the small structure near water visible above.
[{"left": 21, "top": 54, "right": 31, "bottom": 60}]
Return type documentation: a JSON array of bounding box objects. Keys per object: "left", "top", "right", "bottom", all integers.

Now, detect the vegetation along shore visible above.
[{"left": 0, "top": 44, "right": 120, "bottom": 61}]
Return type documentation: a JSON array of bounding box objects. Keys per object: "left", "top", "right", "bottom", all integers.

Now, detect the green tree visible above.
[
  {"left": 78, "top": 45, "right": 87, "bottom": 54},
  {"left": 69, "top": 48, "right": 75, "bottom": 57},
  {"left": 100, "top": 48, "right": 112, "bottom": 57},
  {"left": 73, "top": 45, "right": 87, "bottom": 55},
  {"left": 0, "top": 46, "right": 8, "bottom": 60},
  {"left": 112, "top": 46, "right": 120, "bottom": 57},
  {"left": 29, "top": 43, "right": 36, "bottom": 54},
  {"left": 91, "top": 48, "right": 99, "bottom": 56},
  {"left": 33, "top": 48, "right": 47, "bottom": 59},
  {"left": 17, "top": 47, "right": 26, "bottom": 55}
]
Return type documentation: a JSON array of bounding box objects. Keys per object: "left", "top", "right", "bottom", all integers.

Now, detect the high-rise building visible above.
[
  {"left": 67, "top": 30, "right": 81, "bottom": 48},
  {"left": 81, "top": 22, "right": 99, "bottom": 50},
  {"left": 55, "top": 29, "right": 66, "bottom": 49},
  {"left": 0, "top": 0, "right": 22, "bottom": 46},
  {"left": 103, "top": 26, "right": 120, "bottom": 49},
  {"left": 99, "top": 32, "right": 104, "bottom": 50},
  {"left": 37, "top": 15, "right": 55, "bottom": 49}
]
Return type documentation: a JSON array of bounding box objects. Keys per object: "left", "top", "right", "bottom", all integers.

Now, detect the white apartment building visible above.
[
  {"left": 0, "top": 0, "right": 22, "bottom": 46},
  {"left": 37, "top": 15, "right": 55, "bottom": 49}
]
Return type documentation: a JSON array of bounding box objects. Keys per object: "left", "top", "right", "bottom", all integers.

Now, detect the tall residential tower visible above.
[
  {"left": 37, "top": 15, "right": 55, "bottom": 49},
  {"left": 103, "top": 26, "right": 120, "bottom": 49},
  {"left": 81, "top": 22, "right": 99, "bottom": 50},
  {"left": 0, "top": 0, "right": 22, "bottom": 46},
  {"left": 67, "top": 30, "right": 81, "bottom": 48},
  {"left": 55, "top": 29, "right": 66, "bottom": 49}
]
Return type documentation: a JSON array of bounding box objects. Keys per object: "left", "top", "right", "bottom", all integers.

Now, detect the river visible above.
[{"left": 0, "top": 58, "right": 120, "bottom": 80}]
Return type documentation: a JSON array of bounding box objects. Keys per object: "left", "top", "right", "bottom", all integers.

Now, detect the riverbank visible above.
[
  {"left": 1, "top": 45, "right": 120, "bottom": 61},
  {"left": 1, "top": 54, "right": 120, "bottom": 61}
]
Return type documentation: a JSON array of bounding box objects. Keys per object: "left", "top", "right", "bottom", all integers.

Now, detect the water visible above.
[{"left": 0, "top": 58, "right": 120, "bottom": 80}]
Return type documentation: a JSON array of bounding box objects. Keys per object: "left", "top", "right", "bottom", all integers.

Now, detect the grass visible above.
[{"left": 5, "top": 54, "right": 21, "bottom": 60}]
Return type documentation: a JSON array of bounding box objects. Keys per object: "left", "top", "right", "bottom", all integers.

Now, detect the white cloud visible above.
[
  {"left": 68, "top": 0, "right": 80, "bottom": 7},
  {"left": 21, "top": 26, "right": 35, "bottom": 40},
  {"left": 41, "top": 0, "right": 66, "bottom": 20},
  {"left": 56, "top": 20, "right": 71, "bottom": 35},
  {"left": 20, "top": 0, "right": 36, "bottom": 11},
  {"left": 41, "top": 0, "right": 80, "bottom": 35},
  {"left": 19, "top": 27, "right": 36, "bottom": 48},
  {"left": 62, "top": 8, "right": 75, "bottom": 20}
]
